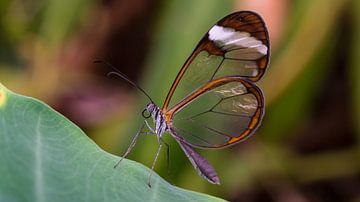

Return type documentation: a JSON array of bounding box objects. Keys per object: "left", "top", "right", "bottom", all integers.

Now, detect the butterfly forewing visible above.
[
  {"left": 166, "top": 77, "right": 263, "bottom": 148},
  {"left": 162, "top": 11, "right": 270, "bottom": 111}
]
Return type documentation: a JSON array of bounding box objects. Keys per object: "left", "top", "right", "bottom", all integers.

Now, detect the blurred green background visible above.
[{"left": 1, "top": 0, "right": 359, "bottom": 201}]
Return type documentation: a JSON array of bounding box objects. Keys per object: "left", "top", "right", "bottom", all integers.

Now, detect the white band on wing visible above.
[{"left": 208, "top": 25, "right": 268, "bottom": 55}]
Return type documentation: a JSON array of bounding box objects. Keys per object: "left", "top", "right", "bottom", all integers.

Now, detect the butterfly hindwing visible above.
[{"left": 166, "top": 77, "right": 264, "bottom": 148}]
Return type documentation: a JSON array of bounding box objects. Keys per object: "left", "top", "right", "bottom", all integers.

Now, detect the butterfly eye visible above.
[{"left": 142, "top": 108, "right": 151, "bottom": 119}]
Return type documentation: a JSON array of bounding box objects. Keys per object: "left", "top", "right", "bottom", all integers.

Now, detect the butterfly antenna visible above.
[{"left": 94, "top": 60, "right": 154, "bottom": 103}]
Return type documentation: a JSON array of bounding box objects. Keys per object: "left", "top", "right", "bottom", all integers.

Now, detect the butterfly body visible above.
[{"left": 147, "top": 103, "right": 167, "bottom": 139}]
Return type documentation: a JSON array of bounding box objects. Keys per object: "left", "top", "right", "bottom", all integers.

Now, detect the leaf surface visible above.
[{"left": 0, "top": 83, "right": 224, "bottom": 202}]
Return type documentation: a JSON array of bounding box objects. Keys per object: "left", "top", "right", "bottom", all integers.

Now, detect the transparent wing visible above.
[
  {"left": 165, "top": 77, "right": 264, "bottom": 148},
  {"left": 162, "top": 11, "right": 269, "bottom": 111}
]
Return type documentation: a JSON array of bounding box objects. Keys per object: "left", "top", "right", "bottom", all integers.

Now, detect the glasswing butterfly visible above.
[{"left": 97, "top": 10, "right": 269, "bottom": 186}]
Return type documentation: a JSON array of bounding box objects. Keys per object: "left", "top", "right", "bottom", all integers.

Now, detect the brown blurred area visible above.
[
  {"left": 49, "top": 0, "right": 159, "bottom": 128},
  {"left": 1, "top": 0, "right": 360, "bottom": 201}
]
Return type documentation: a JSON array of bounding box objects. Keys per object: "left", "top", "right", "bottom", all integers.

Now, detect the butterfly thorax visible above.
[{"left": 146, "top": 103, "right": 168, "bottom": 138}]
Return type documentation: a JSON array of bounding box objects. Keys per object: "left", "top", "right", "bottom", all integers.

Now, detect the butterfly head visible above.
[{"left": 142, "top": 102, "right": 157, "bottom": 119}]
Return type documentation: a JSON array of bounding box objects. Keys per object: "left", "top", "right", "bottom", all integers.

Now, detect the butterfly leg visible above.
[
  {"left": 147, "top": 143, "right": 163, "bottom": 188},
  {"left": 114, "top": 122, "right": 148, "bottom": 168},
  {"left": 144, "top": 119, "right": 155, "bottom": 134}
]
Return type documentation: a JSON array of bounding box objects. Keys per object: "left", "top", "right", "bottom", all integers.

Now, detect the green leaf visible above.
[{"left": 0, "top": 83, "right": 224, "bottom": 202}]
